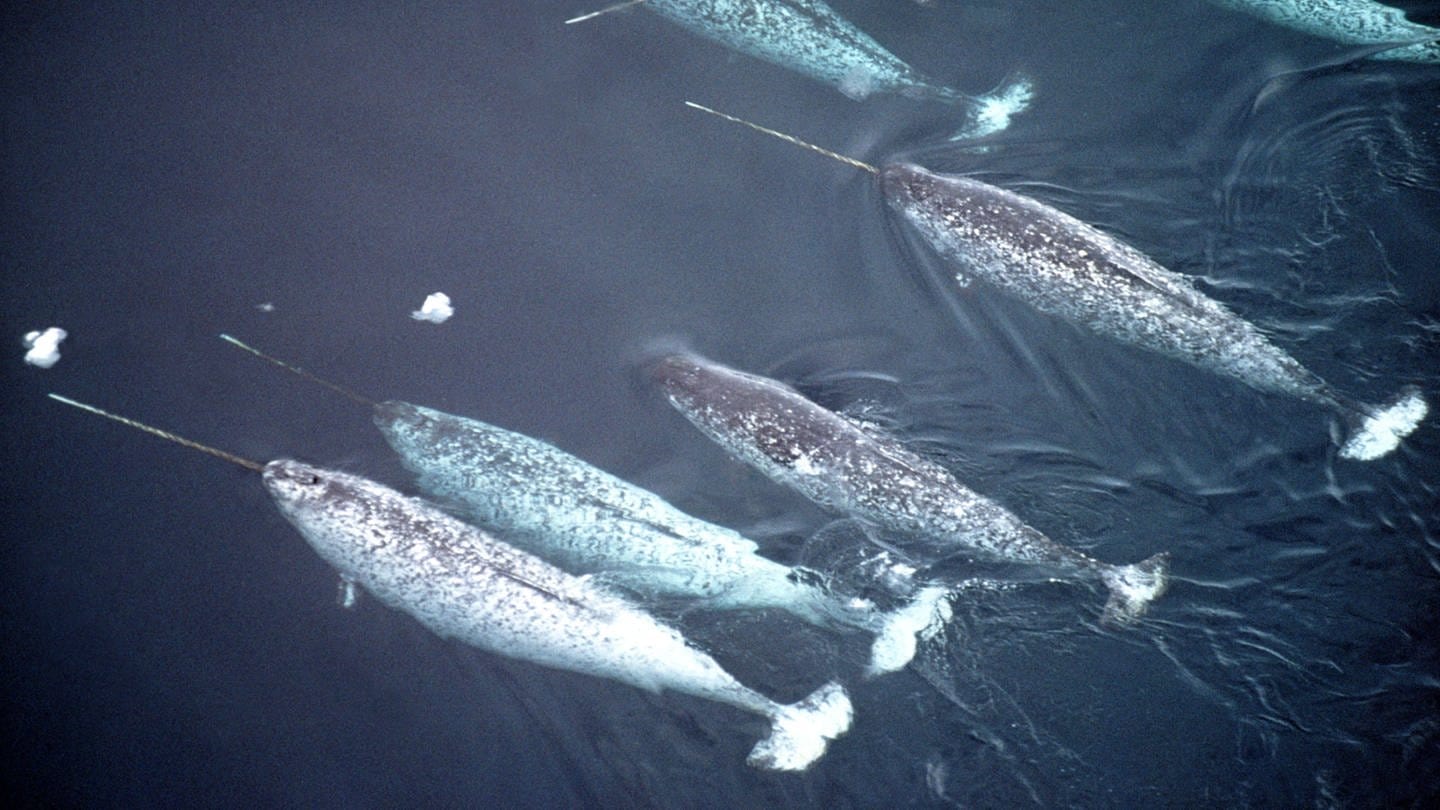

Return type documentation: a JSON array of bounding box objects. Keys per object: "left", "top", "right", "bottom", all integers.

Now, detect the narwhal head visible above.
[
  {"left": 372, "top": 399, "right": 504, "bottom": 467},
  {"left": 648, "top": 352, "right": 745, "bottom": 420},
  {"left": 263, "top": 459, "right": 356, "bottom": 526},
  {"left": 879, "top": 162, "right": 948, "bottom": 217},
  {"left": 263, "top": 458, "right": 406, "bottom": 572},
  {"left": 372, "top": 399, "right": 455, "bottom": 461},
  {"left": 648, "top": 352, "right": 822, "bottom": 466}
]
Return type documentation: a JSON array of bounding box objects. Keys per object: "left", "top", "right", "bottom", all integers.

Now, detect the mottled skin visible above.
[
  {"left": 1210, "top": 0, "right": 1440, "bottom": 62},
  {"left": 882, "top": 163, "right": 1359, "bottom": 412},
  {"left": 262, "top": 459, "right": 851, "bottom": 770},
  {"left": 651, "top": 353, "right": 1169, "bottom": 622},
  {"left": 373, "top": 401, "right": 870, "bottom": 628},
  {"left": 644, "top": 0, "right": 970, "bottom": 101}
]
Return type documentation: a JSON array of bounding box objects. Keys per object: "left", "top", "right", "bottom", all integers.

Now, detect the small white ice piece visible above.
[
  {"left": 255, "top": 302, "right": 275, "bottom": 313},
  {"left": 23, "top": 327, "right": 67, "bottom": 369},
  {"left": 411, "top": 292, "right": 454, "bottom": 324}
]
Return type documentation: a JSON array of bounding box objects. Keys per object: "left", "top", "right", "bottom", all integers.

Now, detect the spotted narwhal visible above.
[
  {"left": 1208, "top": 0, "right": 1440, "bottom": 63},
  {"left": 650, "top": 352, "right": 1171, "bottom": 623},
  {"left": 47, "top": 393, "right": 854, "bottom": 771},
  {"left": 685, "top": 103, "right": 1429, "bottom": 461},
  {"left": 221, "top": 335, "right": 953, "bottom": 675},
  {"left": 571, "top": 0, "right": 1032, "bottom": 136}
]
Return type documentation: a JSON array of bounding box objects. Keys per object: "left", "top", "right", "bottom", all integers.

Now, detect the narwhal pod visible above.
[
  {"left": 373, "top": 401, "right": 952, "bottom": 675},
  {"left": 46, "top": 393, "right": 852, "bottom": 772},
  {"left": 650, "top": 352, "right": 1170, "bottom": 623},
  {"left": 880, "top": 163, "right": 1427, "bottom": 461}
]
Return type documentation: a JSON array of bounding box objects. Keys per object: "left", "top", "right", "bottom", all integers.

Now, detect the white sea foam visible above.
[
  {"left": 411, "top": 292, "right": 454, "bottom": 323},
  {"left": 23, "top": 327, "right": 67, "bottom": 368}
]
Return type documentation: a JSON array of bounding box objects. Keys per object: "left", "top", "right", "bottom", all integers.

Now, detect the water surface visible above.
[{"left": 4, "top": 1, "right": 1438, "bottom": 806}]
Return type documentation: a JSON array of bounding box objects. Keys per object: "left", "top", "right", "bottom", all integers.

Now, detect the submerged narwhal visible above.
[
  {"left": 221, "top": 335, "right": 954, "bottom": 675},
  {"left": 48, "top": 393, "right": 853, "bottom": 771},
  {"left": 685, "top": 102, "right": 1428, "bottom": 460},
  {"left": 649, "top": 351, "right": 1170, "bottom": 623},
  {"left": 569, "top": 0, "right": 1032, "bottom": 137},
  {"left": 1207, "top": 0, "right": 1440, "bottom": 63}
]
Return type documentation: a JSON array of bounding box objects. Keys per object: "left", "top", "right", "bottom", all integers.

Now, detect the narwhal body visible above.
[
  {"left": 374, "top": 400, "right": 950, "bottom": 674},
  {"left": 645, "top": 0, "right": 962, "bottom": 101},
  {"left": 264, "top": 459, "right": 852, "bottom": 770},
  {"left": 684, "top": 103, "right": 1428, "bottom": 460},
  {"left": 629, "top": 0, "right": 1030, "bottom": 135},
  {"left": 48, "top": 394, "right": 853, "bottom": 772},
  {"left": 881, "top": 163, "right": 1427, "bottom": 460},
  {"left": 649, "top": 353, "right": 1170, "bottom": 622},
  {"left": 1208, "top": 0, "right": 1440, "bottom": 63}
]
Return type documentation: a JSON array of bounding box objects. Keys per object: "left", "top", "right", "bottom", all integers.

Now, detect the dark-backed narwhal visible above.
[{"left": 650, "top": 352, "right": 1171, "bottom": 623}]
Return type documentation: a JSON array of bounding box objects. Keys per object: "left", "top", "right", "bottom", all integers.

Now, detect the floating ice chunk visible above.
[
  {"left": 411, "top": 292, "right": 453, "bottom": 324},
  {"left": 255, "top": 302, "right": 275, "bottom": 313},
  {"left": 23, "top": 327, "right": 67, "bottom": 368}
]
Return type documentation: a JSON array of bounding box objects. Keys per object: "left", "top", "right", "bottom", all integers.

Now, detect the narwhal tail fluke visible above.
[
  {"left": 1100, "top": 552, "right": 1171, "bottom": 624},
  {"left": 947, "top": 72, "right": 1035, "bottom": 140},
  {"left": 747, "top": 682, "right": 853, "bottom": 772},
  {"left": 866, "top": 586, "right": 954, "bottom": 676},
  {"left": 1339, "top": 385, "right": 1428, "bottom": 461}
]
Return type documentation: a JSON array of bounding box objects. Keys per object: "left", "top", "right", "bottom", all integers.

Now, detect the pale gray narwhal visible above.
[
  {"left": 566, "top": 0, "right": 1032, "bottom": 137},
  {"left": 220, "top": 335, "right": 953, "bottom": 675},
  {"left": 47, "top": 393, "right": 853, "bottom": 771},
  {"left": 684, "top": 102, "right": 1429, "bottom": 461},
  {"left": 1207, "top": 0, "right": 1440, "bottom": 63},
  {"left": 648, "top": 351, "right": 1171, "bottom": 623}
]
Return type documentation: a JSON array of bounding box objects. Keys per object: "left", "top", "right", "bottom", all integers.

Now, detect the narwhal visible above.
[
  {"left": 684, "top": 102, "right": 1429, "bottom": 461},
  {"left": 220, "top": 335, "right": 953, "bottom": 675},
  {"left": 567, "top": 0, "right": 1032, "bottom": 137},
  {"left": 1207, "top": 0, "right": 1440, "bottom": 63},
  {"left": 47, "top": 393, "right": 853, "bottom": 771},
  {"left": 649, "top": 351, "right": 1171, "bottom": 623}
]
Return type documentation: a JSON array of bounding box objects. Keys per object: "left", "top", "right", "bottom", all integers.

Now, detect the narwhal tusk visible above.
[
  {"left": 564, "top": 0, "right": 647, "bottom": 25},
  {"left": 48, "top": 393, "right": 266, "bottom": 473},
  {"left": 684, "top": 101, "right": 879, "bottom": 175},
  {"left": 221, "top": 333, "right": 376, "bottom": 408}
]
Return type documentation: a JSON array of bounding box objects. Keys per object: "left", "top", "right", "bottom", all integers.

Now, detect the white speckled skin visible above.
[
  {"left": 884, "top": 164, "right": 1429, "bottom": 459},
  {"left": 656, "top": 355, "right": 1102, "bottom": 569},
  {"left": 261, "top": 459, "right": 851, "bottom": 769},
  {"left": 652, "top": 354, "right": 1171, "bottom": 620},
  {"left": 373, "top": 401, "right": 867, "bottom": 628},
  {"left": 644, "top": 0, "right": 967, "bottom": 101},
  {"left": 882, "top": 163, "right": 1354, "bottom": 410},
  {"left": 1209, "top": 0, "right": 1440, "bottom": 62}
]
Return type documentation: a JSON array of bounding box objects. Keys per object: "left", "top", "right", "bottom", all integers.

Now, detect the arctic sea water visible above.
[{"left": 4, "top": 1, "right": 1438, "bottom": 806}]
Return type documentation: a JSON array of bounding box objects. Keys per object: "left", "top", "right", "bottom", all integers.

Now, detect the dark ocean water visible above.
[{"left": 4, "top": 1, "right": 1439, "bottom": 806}]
